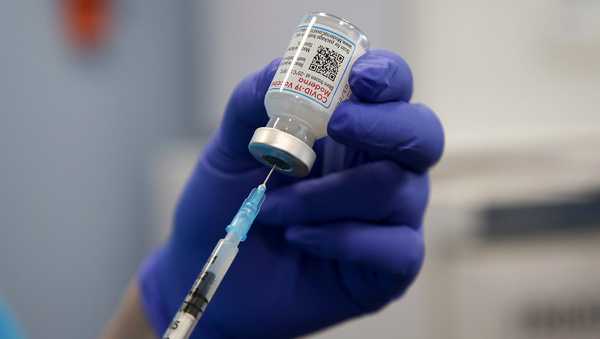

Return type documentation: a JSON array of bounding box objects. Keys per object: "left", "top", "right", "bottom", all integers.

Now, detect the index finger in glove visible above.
[{"left": 258, "top": 161, "right": 429, "bottom": 228}]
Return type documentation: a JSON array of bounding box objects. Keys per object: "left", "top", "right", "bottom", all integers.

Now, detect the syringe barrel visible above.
[
  {"left": 162, "top": 239, "right": 238, "bottom": 339},
  {"left": 194, "top": 239, "right": 239, "bottom": 301}
]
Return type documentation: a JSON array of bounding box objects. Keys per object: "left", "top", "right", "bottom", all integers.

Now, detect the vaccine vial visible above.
[{"left": 249, "top": 12, "right": 369, "bottom": 176}]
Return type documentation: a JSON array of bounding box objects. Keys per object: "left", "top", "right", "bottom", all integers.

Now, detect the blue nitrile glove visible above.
[{"left": 140, "top": 49, "right": 444, "bottom": 339}]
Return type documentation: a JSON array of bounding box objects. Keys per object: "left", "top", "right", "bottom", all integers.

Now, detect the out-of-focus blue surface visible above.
[{"left": 0, "top": 301, "right": 23, "bottom": 339}]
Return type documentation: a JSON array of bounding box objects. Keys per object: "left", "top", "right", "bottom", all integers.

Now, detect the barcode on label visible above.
[{"left": 308, "top": 45, "right": 345, "bottom": 82}]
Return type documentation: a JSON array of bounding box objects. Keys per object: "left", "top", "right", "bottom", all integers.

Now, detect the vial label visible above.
[{"left": 269, "top": 24, "right": 364, "bottom": 109}]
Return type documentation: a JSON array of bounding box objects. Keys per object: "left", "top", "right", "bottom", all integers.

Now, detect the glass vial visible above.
[{"left": 248, "top": 12, "right": 369, "bottom": 176}]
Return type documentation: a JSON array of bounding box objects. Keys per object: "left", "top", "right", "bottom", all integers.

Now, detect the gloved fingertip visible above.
[
  {"left": 260, "top": 57, "right": 282, "bottom": 88},
  {"left": 226, "top": 58, "right": 281, "bottom": 125},
  {"left": 410, "top": 103, "right": 446, "bottom": 170},
  {"left": 251, "top": 58, "right": 282, "bottom": 99},
  {"left": 350, "top": 49, "right": 413, "bottom": 102},
  {"left": 268, "top": 57, "right": 282, "bottom": 69},
  {"left": 218, "top": 58, "right": 283, "bottom": 159},
  {"left": 350, "top": 58, "right": 393, "bottom": 98}
]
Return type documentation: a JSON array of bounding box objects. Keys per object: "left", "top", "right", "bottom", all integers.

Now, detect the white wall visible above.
[
  {"left": 410, "top": 0, "right": 600, "bottom": 152},
  {"left": 0, "top": 1, "right": 193, "bottom": 337}
]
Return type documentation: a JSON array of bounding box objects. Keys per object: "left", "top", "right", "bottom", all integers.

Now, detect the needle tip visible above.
[{"left": 262, "top": 165, "right": 276, "bottom": 187}]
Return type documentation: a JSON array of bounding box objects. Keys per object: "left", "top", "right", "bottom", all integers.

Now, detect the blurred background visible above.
[{"left": 1, "top": 0, "right": 599, "bottom": 338}]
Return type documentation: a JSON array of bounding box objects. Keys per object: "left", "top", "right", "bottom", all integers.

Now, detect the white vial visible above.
[{"left": 249, "top": 12, "right": 369, "bottom": 176}]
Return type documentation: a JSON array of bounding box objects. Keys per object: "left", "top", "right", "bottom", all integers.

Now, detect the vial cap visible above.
[{"left": 248, "top": 127, "right": 316, "bottom": 177}]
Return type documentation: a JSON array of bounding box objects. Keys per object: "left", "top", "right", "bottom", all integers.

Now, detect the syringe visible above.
[{"left": 162, "top": 167, "right": 276, "bottom": 339}]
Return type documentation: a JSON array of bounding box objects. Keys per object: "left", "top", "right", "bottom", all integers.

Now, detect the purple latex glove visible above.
[{"left": 140, "top": 49, "right": 444, "bottom": 339}]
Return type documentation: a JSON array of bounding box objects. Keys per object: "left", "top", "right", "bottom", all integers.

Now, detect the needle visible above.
[{"left": 262, "top": 165, "right": 276, "bottom": 187}]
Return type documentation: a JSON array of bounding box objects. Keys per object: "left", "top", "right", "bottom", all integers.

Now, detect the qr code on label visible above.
[{"left": 308, "top": 45, "right": 345, "bottom": 82}]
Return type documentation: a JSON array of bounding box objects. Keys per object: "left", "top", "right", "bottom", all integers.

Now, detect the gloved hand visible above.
[{"left": 140, "top": 49, "right": 444, "bottom": 339}]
